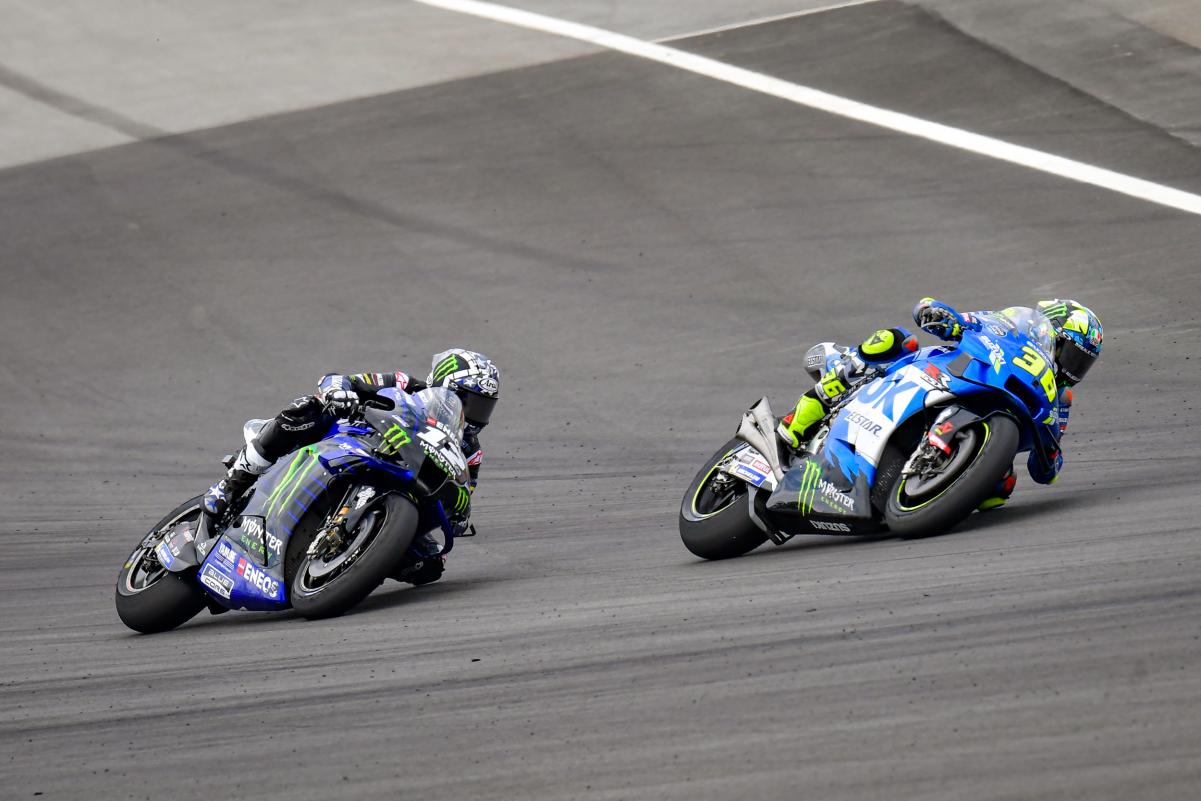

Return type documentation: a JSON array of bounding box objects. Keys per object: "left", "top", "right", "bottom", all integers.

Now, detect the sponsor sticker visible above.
[
  {"left": 731, "top": 463, "right": 768, "bottom": 486},
  {"left": 214, "top": 541, "right": 239, "bottom": 571},
  {"left": 818, "top": 479, "right": 855, "bottom": 512},
  {"left": 236, "top": 558, "right": 280, "bottom": 598},
  {"left": 985, "top": 339, "right": 1006, "bottom": 373},
  {"left": 239, "top": 517, "right": 283, "bottom": 556},
  {"left": 811, "top": 520, "right": 851, "bottom": 533},
  {"left": 844, "top": 410, "right": 884, "bottom": 437},
  {"left": 155, "top": 542, "right": 175, "bottom": 569},
  {"left": 352, "top": 487, "right": 376, "bottom": 509},
  {"left": 199, "top": 564, "right": 234, "bottom": 599}
]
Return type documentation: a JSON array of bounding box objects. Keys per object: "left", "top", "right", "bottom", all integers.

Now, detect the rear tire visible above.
[
  {"left": 679, "top": 439, "right": 768, "bottom": 560},
  {"left": 290, "top": 493, "right": 417, "bottom": 619},
  {"left": 885, "top": 415, "right": 1019, "bottom": 538},
  {"left": 115, "top": 495, "right": 208, "bottom": 634}
]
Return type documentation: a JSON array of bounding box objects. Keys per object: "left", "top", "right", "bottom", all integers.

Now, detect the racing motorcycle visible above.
[
  {"left": 116, "top": 387, "right": 474, "bottom": 632},
  {"left": 679, "top": 303, "right": 1065, "bottom": 559}
]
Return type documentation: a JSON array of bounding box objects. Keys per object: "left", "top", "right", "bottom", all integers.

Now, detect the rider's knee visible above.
[{"left": 858, "top": 328, "right": 918, "bottom": 363}]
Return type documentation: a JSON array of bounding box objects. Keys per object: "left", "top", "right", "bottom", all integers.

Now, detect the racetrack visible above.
[{"left": 2, "top": 1, "right": 1200, "bottom": 799}]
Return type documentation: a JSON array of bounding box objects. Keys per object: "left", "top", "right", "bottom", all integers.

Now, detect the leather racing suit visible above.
[{"left": 777, "top": 300, "right": 1074, "bottom": 506}]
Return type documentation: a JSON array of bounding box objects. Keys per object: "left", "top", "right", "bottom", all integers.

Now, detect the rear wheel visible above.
[
  {"left": 679, "top": 439, "right": 768, "bottom": 560},
  {"left": 115, "top": 495, "right": 208, "bottom": 634},
  {"left": 290, "top": 493, "right": 417, "bottom": 619},
  {"left": 885, "top": 415, "right": 1019, "bottom": 537}
]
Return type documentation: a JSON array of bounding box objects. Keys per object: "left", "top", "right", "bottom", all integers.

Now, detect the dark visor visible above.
[
  {"left": 461, "top": 390, "right": 498, "bottom": 427},
  {"left": 1057, "top": 338, "right": 1097, "bottom": 385}
]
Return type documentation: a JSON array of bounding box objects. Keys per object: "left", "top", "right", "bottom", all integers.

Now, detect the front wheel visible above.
[
  {"left": 679, "top": 439, "right": 768, "bottom": 560},
  {"left": 885, "top": 415, "right": 1019, "bottom": 538},
  {"left": 290, "top": 493, "right": 418, "bottom": 619},
  {"left": 115, "top": 495, "right": 208, "bottom": 634}
]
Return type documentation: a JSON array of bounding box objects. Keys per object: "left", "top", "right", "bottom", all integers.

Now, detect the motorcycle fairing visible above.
[
  {"left": 764, "top": 456, "right": 874, "bottom": 538},
  {"left": 198, "top": 432, "right": 414, "bottom": 611},
  {"left": 821, "top": 359, "right": 952, "bottom": 487}
]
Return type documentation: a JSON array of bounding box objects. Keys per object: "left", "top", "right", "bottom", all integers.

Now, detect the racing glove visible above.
[
  {"left": 913, "top": 297, "right": 964, "bottom": 341},
  {"left": 318, "top": 375, "right": 359, "bottom": 417}
]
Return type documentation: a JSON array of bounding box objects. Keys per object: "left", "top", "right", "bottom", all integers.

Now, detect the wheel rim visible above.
[
  {"left": 896, "top": 423, "right": 991, "bottom": 512},
  {"left": 691, "top": 468, "right": 747, "bottom": 519},
  {"left": 295, "top": 508, "right": 384, "bottom": 594},
  {"left": 122, "top": 506, "right": 200, "bottom": 594}
]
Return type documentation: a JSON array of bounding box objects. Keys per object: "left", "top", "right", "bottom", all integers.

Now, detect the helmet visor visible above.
[
  {"left": 1057, "top": 338, "right": 1097, "bottom": 385},
  {"left": 461, "top": 390, "right": 498, "bottom": 427}
]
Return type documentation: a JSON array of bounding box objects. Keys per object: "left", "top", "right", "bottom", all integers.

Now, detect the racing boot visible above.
[
  {"left": 202, "top": 445, "right": 272, "bottom": 517},
  {"left": 777, "top": 392, "right": 828, "bottom": 453},
  {"left": 977, "top": 466, "right": 1017, "bottom": 512},
  {"left": 390, "top": 532, "right": 446, "bottom": 585}
]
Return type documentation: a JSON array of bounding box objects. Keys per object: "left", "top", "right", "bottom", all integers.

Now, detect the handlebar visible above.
[{"left": 927, "top": 300, "right": 981, "bottom": 333}]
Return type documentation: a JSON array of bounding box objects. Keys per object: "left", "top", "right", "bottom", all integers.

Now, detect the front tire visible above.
[
  {"left": 290, "top": 493, "right": 418, "bottom": 619},
  {"left": 679, "top": 439, "right": 768, "bottom": 560},
  {"left": 885, "top": 415, "right": 1020, "bottom": 538},
  {"left": 115, "top": 495, "right": 208, "bottom": 634}
]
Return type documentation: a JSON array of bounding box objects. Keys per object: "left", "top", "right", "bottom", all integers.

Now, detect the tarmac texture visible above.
[{"left": 2, "top": 2, "right": 1200, "bottom": 799}]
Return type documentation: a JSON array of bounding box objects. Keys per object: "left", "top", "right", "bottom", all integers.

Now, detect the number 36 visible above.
[{"left": 1012, "top": 346, "right": 1057, "bottom": 402}]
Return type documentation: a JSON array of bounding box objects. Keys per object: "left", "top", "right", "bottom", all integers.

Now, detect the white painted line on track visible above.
[
  {"left": 413, "top": 0, "right": 1201, "bottom": 218},
  {"left": 657, "top": 0, "right": 883, "bottom": 43}
]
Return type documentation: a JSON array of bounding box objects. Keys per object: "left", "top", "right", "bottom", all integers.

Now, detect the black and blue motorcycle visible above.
[{"left": 116, "top": 387, "right": 474, "bottom": 633}]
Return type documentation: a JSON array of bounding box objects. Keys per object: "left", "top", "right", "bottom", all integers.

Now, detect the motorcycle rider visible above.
[
  {"left": 202, "top": 348, "right": 500, "bottom": 581},
  {"left": 777, "top": 298, "right": 1102, "bottom": 509}
]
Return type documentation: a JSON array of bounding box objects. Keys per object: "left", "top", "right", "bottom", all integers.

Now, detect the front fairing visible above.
[
  {"left": 197, "top": 433, "right": 414, "bottom": 612},
  {"left": 952, "top": 326, "right": 1063, "bottom": 465}
]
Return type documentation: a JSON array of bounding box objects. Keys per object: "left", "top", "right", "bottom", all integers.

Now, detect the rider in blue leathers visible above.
[{"left": 778, "top": 298, "right": 1103, "bottom": 508}]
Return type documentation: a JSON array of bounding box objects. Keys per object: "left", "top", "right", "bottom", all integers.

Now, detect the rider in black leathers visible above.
[{"left": 202, "top": 349, "right": 500, "bottom": 582}]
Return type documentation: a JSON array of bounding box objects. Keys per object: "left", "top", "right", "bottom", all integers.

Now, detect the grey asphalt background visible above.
[{"left": 2, "top": 1, "right": 1200, "bottom": 799}]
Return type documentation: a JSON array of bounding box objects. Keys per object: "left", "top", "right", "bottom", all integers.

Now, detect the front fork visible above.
[
  {"left": 307, "top": 484, "right": 378, "bottom": 559},
  {"left": 902, "top": 406, "right": 987, "bottom": 479}
]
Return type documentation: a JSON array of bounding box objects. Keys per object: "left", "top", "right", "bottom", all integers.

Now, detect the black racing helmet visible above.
[
  {"left": 1036, "top": 299, "right": 1103, "bottom": 385},
  {"left": 426, "top": 349, "right": 500, "bottom": 427}
]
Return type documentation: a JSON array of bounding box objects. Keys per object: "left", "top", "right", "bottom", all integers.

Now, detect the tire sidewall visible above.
[
  {"left": 290, "top": 493, "right": 418, "bottom": 619},
  {"left": 884, "top": 414, "right": 1020, "bottom": 537},
  {"left": 679, "top": 438, "right": 768, "bottom": 560},
  {"left": 115, "top": 495, "right": 207, "bottom": 633}
]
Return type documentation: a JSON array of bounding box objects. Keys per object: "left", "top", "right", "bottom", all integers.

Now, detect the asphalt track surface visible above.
[{"left": 3, "top": 3, "right": 1201, "bottom": 799}]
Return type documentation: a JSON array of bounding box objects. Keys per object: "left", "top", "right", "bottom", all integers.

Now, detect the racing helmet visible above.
[
  {"left": 1036, "top": 299, "right": 1103, "bottom": 385},
  {"left": 426, "top": 348, "right": 500, "bottom": 427}
]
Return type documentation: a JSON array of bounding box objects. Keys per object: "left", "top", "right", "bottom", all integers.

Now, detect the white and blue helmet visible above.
[{"left": 426, "top": 349, "right": 500, "bottom": 427}]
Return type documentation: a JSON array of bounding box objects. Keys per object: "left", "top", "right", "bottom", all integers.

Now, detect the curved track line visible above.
[
  {"left": 414, "top": 0, "right": 1201, "bottom": 217},
  {"left": 656, "top": 0, "right": 883, "bottom": 42}
]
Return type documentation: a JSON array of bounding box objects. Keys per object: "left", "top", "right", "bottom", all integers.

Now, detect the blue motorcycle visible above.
[
  {"left": 116, "top": 387, "right": 474, "bottom": 632},
  {"left": 679, "top": 304, "right": 1065, "bottom": 559}
]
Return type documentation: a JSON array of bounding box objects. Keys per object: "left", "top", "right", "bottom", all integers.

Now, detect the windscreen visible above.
[
  {"left": 412, "top": 387, "right": 467, "bottom": 441},
  {"left": 365, "top": 387, "right": 465, "bottom": 446},
  {"left": 981, "top": 306, "right": 1057, "bottom": 356}
]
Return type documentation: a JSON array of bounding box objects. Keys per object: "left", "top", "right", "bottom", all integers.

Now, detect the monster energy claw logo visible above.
[
  {"left": 454, "top": 486, "right": 470, "bottom": 513},
  {"left": 264, "top": 448, "right": 318, "bottom": 518},
  {"left": 797, "top": 460, "right": 822, "bottom": 515},
  {"left": 380, "top": 423, "right": 412, "bottom": 454},
  {"left": 432, "top": 355, "right": 462, "bottom": 382},
  {"left": 1039, "top": 301, "right": 1069, "bottom": 319}
]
